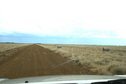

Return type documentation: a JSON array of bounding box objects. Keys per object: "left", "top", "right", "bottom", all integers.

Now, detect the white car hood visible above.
[{"left": 0, "top": 75, "right": 126, "bottom": 84}]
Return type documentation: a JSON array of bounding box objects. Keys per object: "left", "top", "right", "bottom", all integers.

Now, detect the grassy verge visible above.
[{"left": 39, "top": 44, "right": 126, "bottom": 75}]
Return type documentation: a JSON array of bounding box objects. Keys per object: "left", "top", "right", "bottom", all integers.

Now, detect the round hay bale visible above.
[
  {"left": 103, "top": 47, "right": 110, "bottom": 51},
  {"left": 57, "top": 46, "right": 62, "bottom": 48}
]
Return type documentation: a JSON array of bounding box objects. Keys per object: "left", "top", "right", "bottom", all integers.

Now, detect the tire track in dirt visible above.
[{"left": 0, "top": 44, "right": 94, "bottom": 79}]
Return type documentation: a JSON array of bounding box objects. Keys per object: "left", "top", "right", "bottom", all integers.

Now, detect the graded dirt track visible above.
[{"left": 0, "top": 44, "right": 94, "bottom": 79}]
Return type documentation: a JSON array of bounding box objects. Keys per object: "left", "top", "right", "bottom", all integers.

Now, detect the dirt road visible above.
[{"left": 0, "top": 44, "right": 94, "bottom": 79}]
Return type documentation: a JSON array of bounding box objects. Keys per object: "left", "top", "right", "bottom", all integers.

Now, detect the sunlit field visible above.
[
  {"left": 39, "top": 44, "right": 126, "bottom": 75},
  {"left": 0, "top": 43, "right": 30, "bottom": 52}
]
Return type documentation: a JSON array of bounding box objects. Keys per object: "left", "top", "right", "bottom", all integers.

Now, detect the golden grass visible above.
[
  {"left": 0, "top": 43, "right": 30, "bottom": 52},
  {"left": 39, "top": 44, "right": 126, "bottom": 75}
]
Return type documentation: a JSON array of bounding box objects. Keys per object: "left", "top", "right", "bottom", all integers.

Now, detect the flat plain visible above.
[
  {"left": 0, "top": 43, "right": 30, "bottom": 52},
  {"left": 40, "top": 44, "right": 126, "bottom": 75},
  {"left": 1, "top": 43, "right": 126, "bottom": 79},
  {"left": 0, "top": 44, "right": 94, "bottom": 79}
]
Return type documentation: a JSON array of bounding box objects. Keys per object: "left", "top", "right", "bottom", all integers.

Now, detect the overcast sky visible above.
[{"left": 0, "top": 0, "right": 126, "bottom": 44}]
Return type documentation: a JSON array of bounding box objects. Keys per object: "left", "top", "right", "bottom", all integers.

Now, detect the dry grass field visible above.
[
  {"left": 39, "top": 44, "right": 126, "bottom": 75},
  {"left": 0, "top": 43, "right": 31, "bottom": 65},
  {"left": 0, "top": 43, "right": 31, "bottom": 52}
]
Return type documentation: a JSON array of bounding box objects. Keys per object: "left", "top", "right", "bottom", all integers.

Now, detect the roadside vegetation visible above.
[
  {"left": 0, "top": 43, "right": 30, "bottom": 52},
  {"left": 39, "top": 44, "right": 126, "bottom": 75}
]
